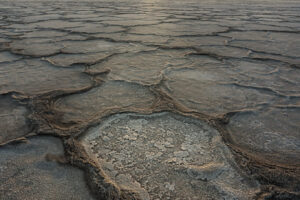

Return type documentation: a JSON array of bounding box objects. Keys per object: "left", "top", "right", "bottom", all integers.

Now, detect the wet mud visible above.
[{"left": 0, "top": 0, "right": 300, "bottom": 199}]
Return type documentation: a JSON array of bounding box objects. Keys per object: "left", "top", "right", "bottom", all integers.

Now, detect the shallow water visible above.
[{"left": 0, "top": 0, "right": 299, "bottom": 199}]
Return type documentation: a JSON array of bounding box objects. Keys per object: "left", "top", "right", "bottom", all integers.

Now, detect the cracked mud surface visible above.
[{"left": 0, "top": 0, "right": 300, "bottom": 199}]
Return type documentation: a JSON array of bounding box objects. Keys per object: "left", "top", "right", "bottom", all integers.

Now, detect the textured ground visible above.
[{"left": 0, "top": 0, "right": 300, "bottom": 199}]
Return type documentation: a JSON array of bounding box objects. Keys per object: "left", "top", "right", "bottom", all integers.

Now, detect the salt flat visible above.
[{"left": 0, "top": 0, "right": 299, "bottom": 199}]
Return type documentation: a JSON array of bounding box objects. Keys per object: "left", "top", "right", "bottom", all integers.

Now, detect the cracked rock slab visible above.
[
  {"left": 53, "top": 80, "right": 155, "bottom": 124},
  {"left": 92, "top": 33, "right": 169, "bottom": 45},
  {"left": 230, "top": 40, "right": 300, "bottom": 58},
  {"left": 162, "top": 66, "right": 275, "bottom": 116},
  {"left": 81, "top": 112, "right": 260, "bottom": 200},
  {"left": 61, "top": 40, "right": 154, "bottom": 54},
  {"left": 90, "top": 50, "right": 192, "bottom": 85},
  {"left": 227, "top": 60, "right": 300, "bottom": 97},
  {"left": 0, "top": 59, "right": 93, "bottom": 95},
  {"left": 45, "top": 52, "right": 112, "bottom": 67},
  {"left": 9, "top": 39, "right": 63, "bottom": 57},
  {"left": 227, "top": 107, "right": 300, "bottom": 166},
  {"left": 20, "top": 30, "right": 67, "bottom": 38},
  {"left": 166, "top": 36, "right": 228, "bottom": 48}
]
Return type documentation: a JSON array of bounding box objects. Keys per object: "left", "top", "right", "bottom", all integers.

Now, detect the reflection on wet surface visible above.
[{"left": 0, "top": 0, "right": 299, "bottom": 199}]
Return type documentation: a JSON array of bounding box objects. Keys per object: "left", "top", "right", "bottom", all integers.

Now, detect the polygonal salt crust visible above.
[{"left": 81, "top": 112, "right": 260, "bottom": 200}]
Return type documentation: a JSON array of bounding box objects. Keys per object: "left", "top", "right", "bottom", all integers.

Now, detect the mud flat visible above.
[{"left": 0, "top": 0, "right": 300, "bottom": 199}]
